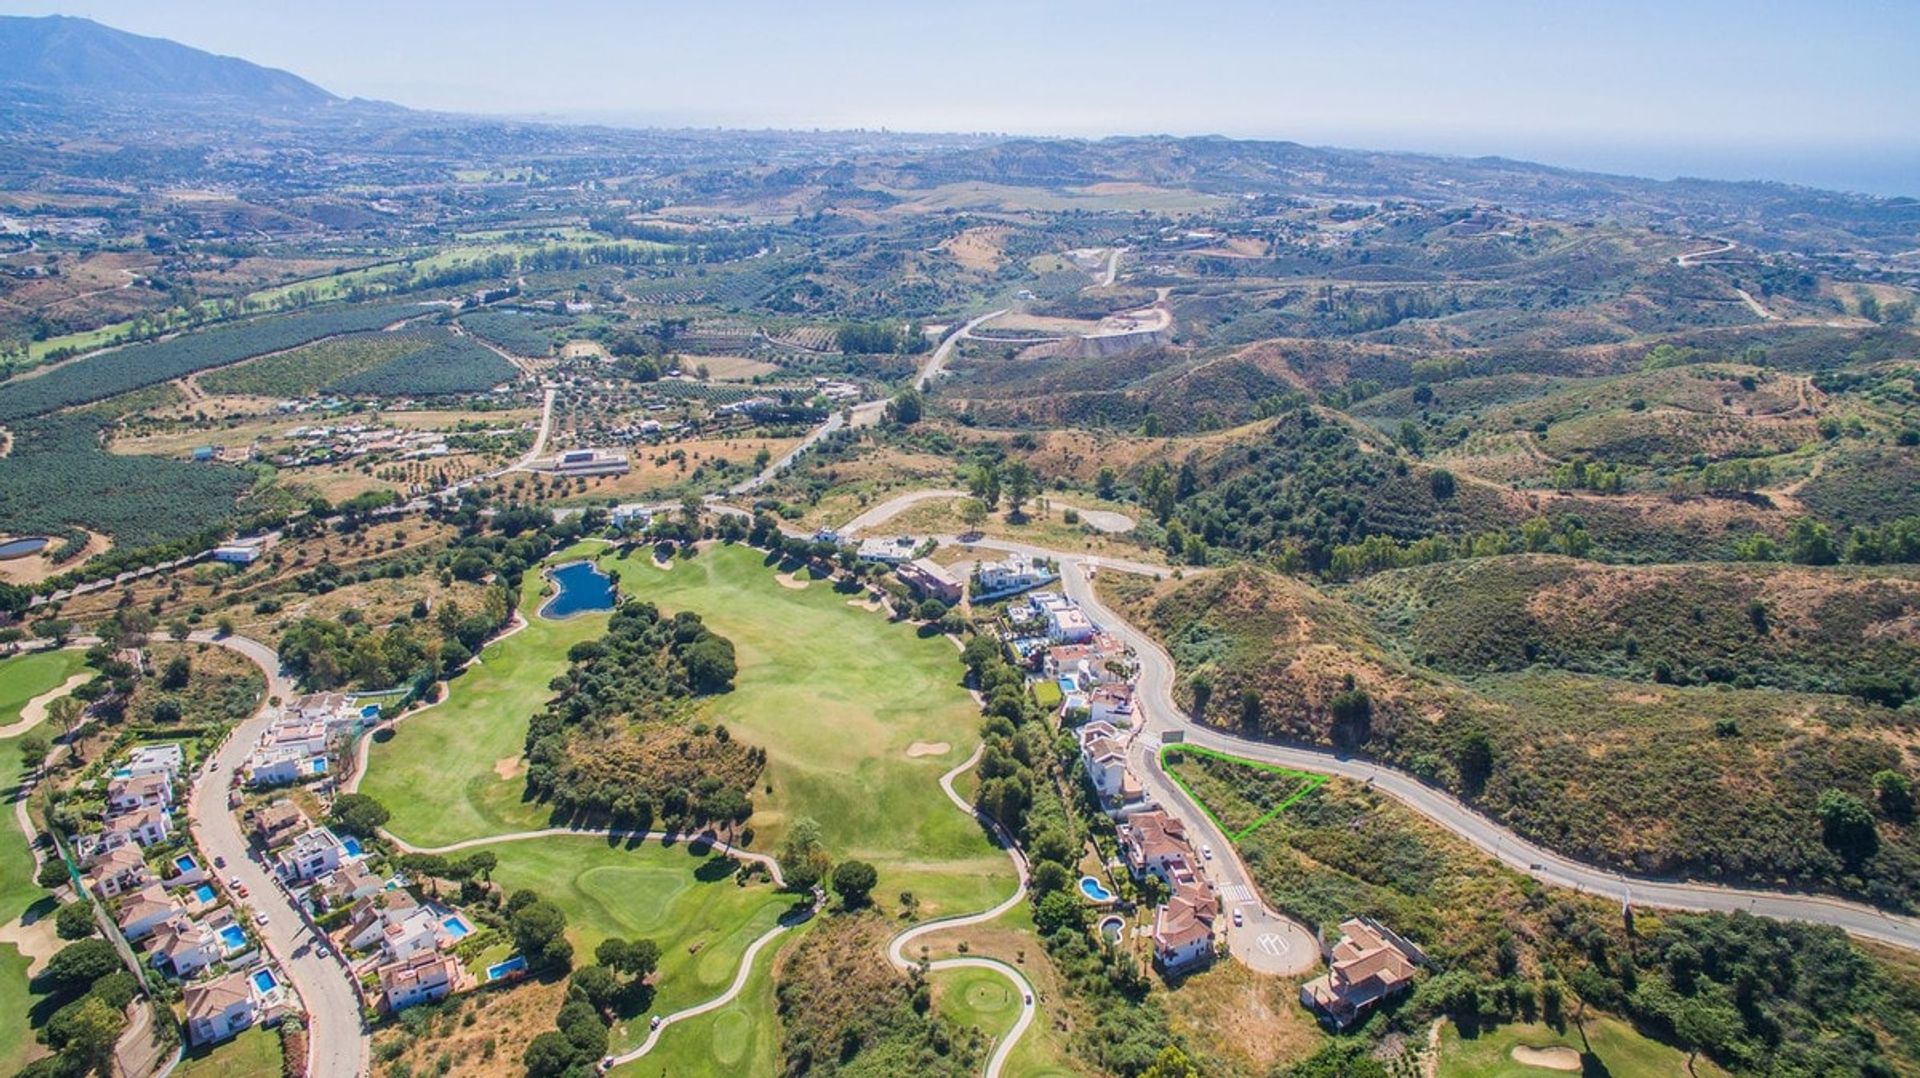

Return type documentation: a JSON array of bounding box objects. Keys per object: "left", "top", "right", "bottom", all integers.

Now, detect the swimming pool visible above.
[
  {"left": 192, "top": 883, "right": 217, "bottom": 903},
  {"left": 1099, "top": 915, "right": 1125, "bottom": 943},
  {"left": 1078, "top": 876, "right": 1115, "bottom": 903},
  {"left": 175, "top": 854, "right": 198, "bottom": 873},
  {"left": 485, "top": 955, "right": 527, "bottom": 982},
  {"left": 341, "top": 837, "right": 362, "bottom": 858},
  {"left": 218, "top": 924, "right": 248, "bottom": 951},
  {"left": 540, "top": 560, "right": 616, "bottom": 619},
  {"left": 251, "top": 969, "right": 278, "bottom": 993},
  {"left": 441, "top": 915, "right": 472, "bottom": 939}
]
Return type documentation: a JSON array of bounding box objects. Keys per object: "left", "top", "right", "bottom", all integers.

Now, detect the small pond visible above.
[
  {"left": 0, "top": 537, "right": 50, "bottom": 560},
  {"left": 540, "top": 560, "right": 616, "bottom": 619}
]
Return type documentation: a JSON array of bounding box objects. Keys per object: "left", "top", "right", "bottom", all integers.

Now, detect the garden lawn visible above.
[
  {"left": 475, "top": 835, "right": 794, "bottom": 1036},
  {"left": 617, "top": 921, "right": 809, "bottom": 1077},
  {"left": 608, "top": 541, "right": 1014, "bottom": 919},
  {"left": 1438, "top": 1016, "right": 1728, "bottom": 1078},
  {"left": 0, "top": 650, "right": 91, "bottom": 921},
  {"left": 361, "top": 543, "right": 612, "bottom": 846},
  {"left": 171, "top": 1025, "right": 284, "bottom": 1078}
]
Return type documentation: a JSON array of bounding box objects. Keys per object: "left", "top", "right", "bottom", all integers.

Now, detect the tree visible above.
[
  {"left": 1003, "top": 462, "right": 1036, "bottom": 519},
  {"left": 160, "top": 655, "right": 191, "bottom": 690},
  {"left": 54, "top": 902, "right": 96, "bottom": 940},
  {"left": 37, "top": 939, "right": 119, "bottom": 995},
  {"left": 1141, "top": 1047, "right": 1201, "bottom": 1078},
  {"left": 1456, "top": 730, "right": 1495, "bottom": 796},
  {"left": 568, "top": 965, "right": 619, "bottom": 1009},
  {"left": 915, "top": 599, "right": 948, "bottom": 622},
  {"left": 17, "top": 730, "right": 51, "bottom": 769},
  {"left": 887, "top": 388, "right": 923, "bottom": 425},
  {"left": 1329, "top": 686, "right": 1371, "bottom": 748},
  {"left": 780, "top": 816, "right": 832, "bottom": 892},
  {"left": 329, "top": 792, "right": 390, "bottom": 837},
  {"left": 969, "top": 462, "right": 1001, "bottom": 510},
  {"left": 556, "top": 997, "right": 609, "bottom": 1058},
  {"left": 48, "top": 996, "right": 123, "bottom": 1074},
  {"left": 596, "top": 937, "right": 660, "bottom": 981},
  {"left": 958, "top": 498, "right": 989, "bottom": 531},
  {"left": 521, "top": 1030, "right": 578, "bottom": 1078},
  {"left": 1818, "top": 788, "right": 1880, "bottom": 867},
  {"left": 830, "top": 859, "right": 878, "bottom": 910},
  {"left": 38, "top": 859, "right": 70, "bottom": 890},
  {"left": 683, "top": 637, "right": 737, "bottom": 693},
  {"left": 511, "top": 897, "right": 574, "bottom": 971},
  {"left": 1874, "top": 770, "right": 1915, "bottom": 824}
]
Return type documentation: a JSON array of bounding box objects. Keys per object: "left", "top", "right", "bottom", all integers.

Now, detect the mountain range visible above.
[{"left": 0, "top": 14, "right": 334, "bottom": 105}]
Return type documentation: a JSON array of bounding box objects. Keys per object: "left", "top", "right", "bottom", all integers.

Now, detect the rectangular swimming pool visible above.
[
  {"left": 251, "top": 969, "right": 277, "bottom": 993},
  {"left": 218, "top": 924, "right": 248, "bottom": 951},
  {"left": 175, "top": 854, "right": 198, "bottom": 872},
  {"left": 192, "top": 883, "right": 217, "bottom": 903},
  {"left": 485, "top": 955, "right": 527, "bottom": 982},
  {"left": 341, "top": 837, "right": 363, "bottom": 857},
  {"left": 441, "top": 915, "right": 472, "bottom": 939}
]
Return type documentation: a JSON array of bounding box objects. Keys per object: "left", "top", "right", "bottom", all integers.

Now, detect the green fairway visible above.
[
  {"left": 0, "top": 650, "right": 91, "bottom": 922},
  {"left": 477, "top": 834, "right": 795, "bottom": 1034},
  {"left": 608, "top": 542, "right": 1013, "bottom": 918},
  {"left": 618, "top": 921, "right": 807, "bottom": 1078},
  {"left": 361, "top": 544, "right": 612, "bottom": 846},
  {"left": 0, "top": 944, "right": 44, "bottom": 1075},
  {"left": 1438, "top": 1016, "right": 1727, "bottom": 1078}
]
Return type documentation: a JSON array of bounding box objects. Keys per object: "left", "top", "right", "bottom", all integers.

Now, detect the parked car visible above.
[
  {"left": 1232, "top": 908, "right": 1244, "bottom": 927},
  {"left": 1201, "top": 845, "right": 1213, "bottom": 860},
  {"left": 254, "top": 910, "right": 270, "bottom": 926},
  {"left": 213, "top": 855, "right": 226, "bottom": 868}
]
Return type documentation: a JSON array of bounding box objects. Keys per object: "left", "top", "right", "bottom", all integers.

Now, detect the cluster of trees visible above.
[
  {"left": 458, "top": 310, "right": 572, "bottom": 357},
  {"left": 522, "top": 932, "right": 669, "bottom": 1078},
  {"left": 1322, "top": 515, "right": 1593, "bottom": 580},
  {"left": 523, "top": 599, "right": 758, "bottom": 828},
  {"left": 1550, "top": 456, "right": 1628, "bottom": 493},
  {"left": 966, "top": 458, "right": 1038, "bottom": 519},
  {"left": 15, "top": 939, "right": 133, "bottom": 1078},
  {"left": 1735, "top": 515, "right": 1920, "bottom": 567},
  {"left": 774, "top": 815, "right": 878, "bottom": 908},
  {"left": 958, "top": 634, "right": 1186, "bottom": 1074},
  {"left": 834, "top": 320, "right": 928, "bottom": 355}
]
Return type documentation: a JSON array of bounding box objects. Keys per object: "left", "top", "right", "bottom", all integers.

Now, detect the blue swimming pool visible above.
[
  {"left": 341, "top": 837, "right": 362, "bottom": 857},
  {"left": 218, "top": 924, "right": 248, "bottom": 951},
  {"left": 1099, "top": 915, "right": 1125, "bottom": 943},
  {"left": 442, "top": 915, "right": 472, "bottom": 939},
  {"left": 192, "top": 883, "right": 217, "bottom": 903},
  {"left": 175, "top": 854, "right": 197, "bottom": 872},
  {"left": 1057, "top": 677, "right": 1078, "bottom": 697},
  {"left": 251, "top": 969, "right": 278, "bottom": 993},
  {"left": 540, "top": 560, "right": 616, "bottom": 619},
  {"left": 1078, "top": 876, "right": 1115, "bottom": 903},
  {"left": 486, "top": 955, "right": 527, "bottom": 982}
]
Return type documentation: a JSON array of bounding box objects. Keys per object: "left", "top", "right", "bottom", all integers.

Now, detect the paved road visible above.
[
  {"left": 926, "top": 532, "right": 1920, "bottom": 953},
  {"left": 187, "top": 633, "right": 369, "bottom": 1078},
  {"left": 916, "top": 309, "right": 1008, "bottom": 393},
  {"left": 726, "top": 408, "right": 845, "bottom": 496}
]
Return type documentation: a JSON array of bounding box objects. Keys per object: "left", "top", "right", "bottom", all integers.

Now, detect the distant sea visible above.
[{"left": 1462, "top": 140, "right": 1920, "bottom": 199}]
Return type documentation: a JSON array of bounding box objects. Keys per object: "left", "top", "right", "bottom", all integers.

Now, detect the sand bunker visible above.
[
  {"left": 774, "top": 571, "right": 810, "bottom": 590},
  {"left": 649, "top": 554, "right": 674, "bottom": 571},
  {"left": 0, "top": 672, "right": 92, "bottom": 738},
  {"left": 0, "top": 910, "right": 63, "bottom": 976},
  {"left": 493, "top": 756, "right": 524, "bottom": 779},
  {"left": 846, "top": 597, "right": 886, "bottom": 613},
  {"left": 906, "top": 741, "right": 951, "bottom": 758},
  {"left": 1509, "top": 1045, "right": 1581, "bottom": 1072}
]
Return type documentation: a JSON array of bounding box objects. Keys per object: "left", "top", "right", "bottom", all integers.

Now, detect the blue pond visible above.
[
  {"left": 1078, "top": 876, "right": 1115, "bottom": 903},
  {"left": 251, "top": 969, "right": 278, "bottom": 993},
  {"left": 0, "top": 537, "right": 49, "bottom": 559},
  {"left": 486, "top": 955, "right": 527, "bottom": 982},
  {"left": 540, "top": 560, "right": 616, "bottom": 619},
  {"left": 192, "top": 883, "right": 217, "bottom": 903},
  {"left": 218, "top": 924, "right": 248, "bottom": 951}
]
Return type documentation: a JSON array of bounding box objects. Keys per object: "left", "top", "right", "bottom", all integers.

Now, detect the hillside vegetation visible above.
[{"left": 1102, "top": 564, "right": 1920, "bottom": 908}]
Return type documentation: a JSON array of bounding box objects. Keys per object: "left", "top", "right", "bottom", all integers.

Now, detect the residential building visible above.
[
  {"left": 1119, "top": 810, "right": 1200, "bottom": 888},
  {"left": 84, "top": 845, "right": 151, "bottom": 899},
  {"left": 120, "top": 743, "right": 185, "bottom": 781},
  {"left": 1078, "top": 721, "right": 1129, "bottom": 802},
  {"left": 377, "top": 905, "right": 445, "bottom": 963},
  {"left": 545, "top": 448, "right": 630, "bottom": 476},
  {"left": 117, "top": 884, "right": 182, "bottom": 941},
  {"left": 183, "top": 972, "right": 257, "bottom": 1046},
  {"left": 1046, "top": 605, "right": 1095, "bottom": 644},
  {"left": 898, "top": 558, "right": 964, "bottom": 604},
  {"left": 244, "top": 745, "right": 327, "bottom": 788},
  {"left": 857, "top": 535, "right": 918, "bottom": 565},
  {"left": 148, "top": 915, "right": 223, "bottom": 978},
  {"left": 611, "top": 503, "right": 654, "bottom": 531},
  {"left": 313, "top": 862, "right": 382, "bottom": 911},
  {"left": 106, "top": 773, "right": 172, "bottom": 814},
  {"left": 1300, "top": 918, "right": 1425, "bottom": 1028},
  {"left": 286, "top": 692, "right": 361, "bottom": 729},
  {"left": 102, "top": 804, "right": 172, "bottom": 848},
  {"left": 1088, "top": 683, "right": 1137, "bottom": 727},
  {"left": 378, "top": 951, "right": 460, "bottom": 1012},
  {"left": 973, "top": 553, "right": 1052, "bottom": 595},
  {"left": 275, "top": 827, "right": 351, "bottom": 883},
  {"left": 252, "top": 800, "right": 309, "bottom": 848},
  {"left": 1152, "top": 884, "right": 1217, "bottom": 973},
  {"left": 343, "top": 892, "right": 421, "bottom": 952},
  {"left": 212, "top": 537, "right": 268, "bottom": 565}
]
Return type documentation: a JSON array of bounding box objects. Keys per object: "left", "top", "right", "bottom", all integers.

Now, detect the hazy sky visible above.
[{"left": 13, "top": 0, "right": 1920, "bottom": 193}]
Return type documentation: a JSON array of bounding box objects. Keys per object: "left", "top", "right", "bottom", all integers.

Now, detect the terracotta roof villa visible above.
[{"left": 1299, "top": 917, "right": 1426, "bottom": 1028}]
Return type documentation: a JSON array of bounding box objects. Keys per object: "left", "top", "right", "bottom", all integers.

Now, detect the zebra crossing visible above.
[{"left": 1219, "top": 883, "right": 1256, "bottom": 905}]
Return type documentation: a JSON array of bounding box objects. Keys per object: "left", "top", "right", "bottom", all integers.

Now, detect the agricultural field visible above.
[
  {"left": 326, "top": 327, "right": 517, "bottom": 396},
  {"left": 197, "top": 331, "right": 432, "bottom": 397}
]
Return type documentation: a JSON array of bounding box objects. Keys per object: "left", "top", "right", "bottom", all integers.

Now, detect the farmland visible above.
[
  {"left": 327, "top": 327, "right": 517, "bottom": 396},
  {"left": 0, "top": 302, "right": 424, "bottom": 420},
  {"left": 197, "top": 332, "right": 431, "bottom": 397}
]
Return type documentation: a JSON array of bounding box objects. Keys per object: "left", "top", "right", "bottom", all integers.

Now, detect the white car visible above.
[
  {"left": 1201, "top": 845, "right": 1213, "bottom": 860},
  {"left": 254, "top": 910, "right": 270, "bottom": 926},
  {"left": 228, "top": 875, "right": 243, "bottom": 888},
  {"left": 1232, "top": 908, "right": 1245, "bottom": 927}
]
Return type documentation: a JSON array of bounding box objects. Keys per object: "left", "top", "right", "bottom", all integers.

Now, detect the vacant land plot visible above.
[
  {"left": 614, "top": 541, "right": 1013, "bottom": 918},
  {"left": 171, "top": 1026, "right": 284, "bottom": 1078}
]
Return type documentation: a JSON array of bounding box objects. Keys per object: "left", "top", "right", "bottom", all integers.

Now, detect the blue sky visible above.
[{"left": 14, "top": 0, "right": 1920, "bottom": 193}]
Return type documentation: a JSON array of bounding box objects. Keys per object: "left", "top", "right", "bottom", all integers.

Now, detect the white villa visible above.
[{"left": 184, "top": 972, "right": 257, "bottom": 1046}]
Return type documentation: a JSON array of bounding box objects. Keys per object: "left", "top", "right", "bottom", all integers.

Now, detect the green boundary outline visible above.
[{"left": 1158, "top": 743, "right": 1327, "bottom": 841}]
